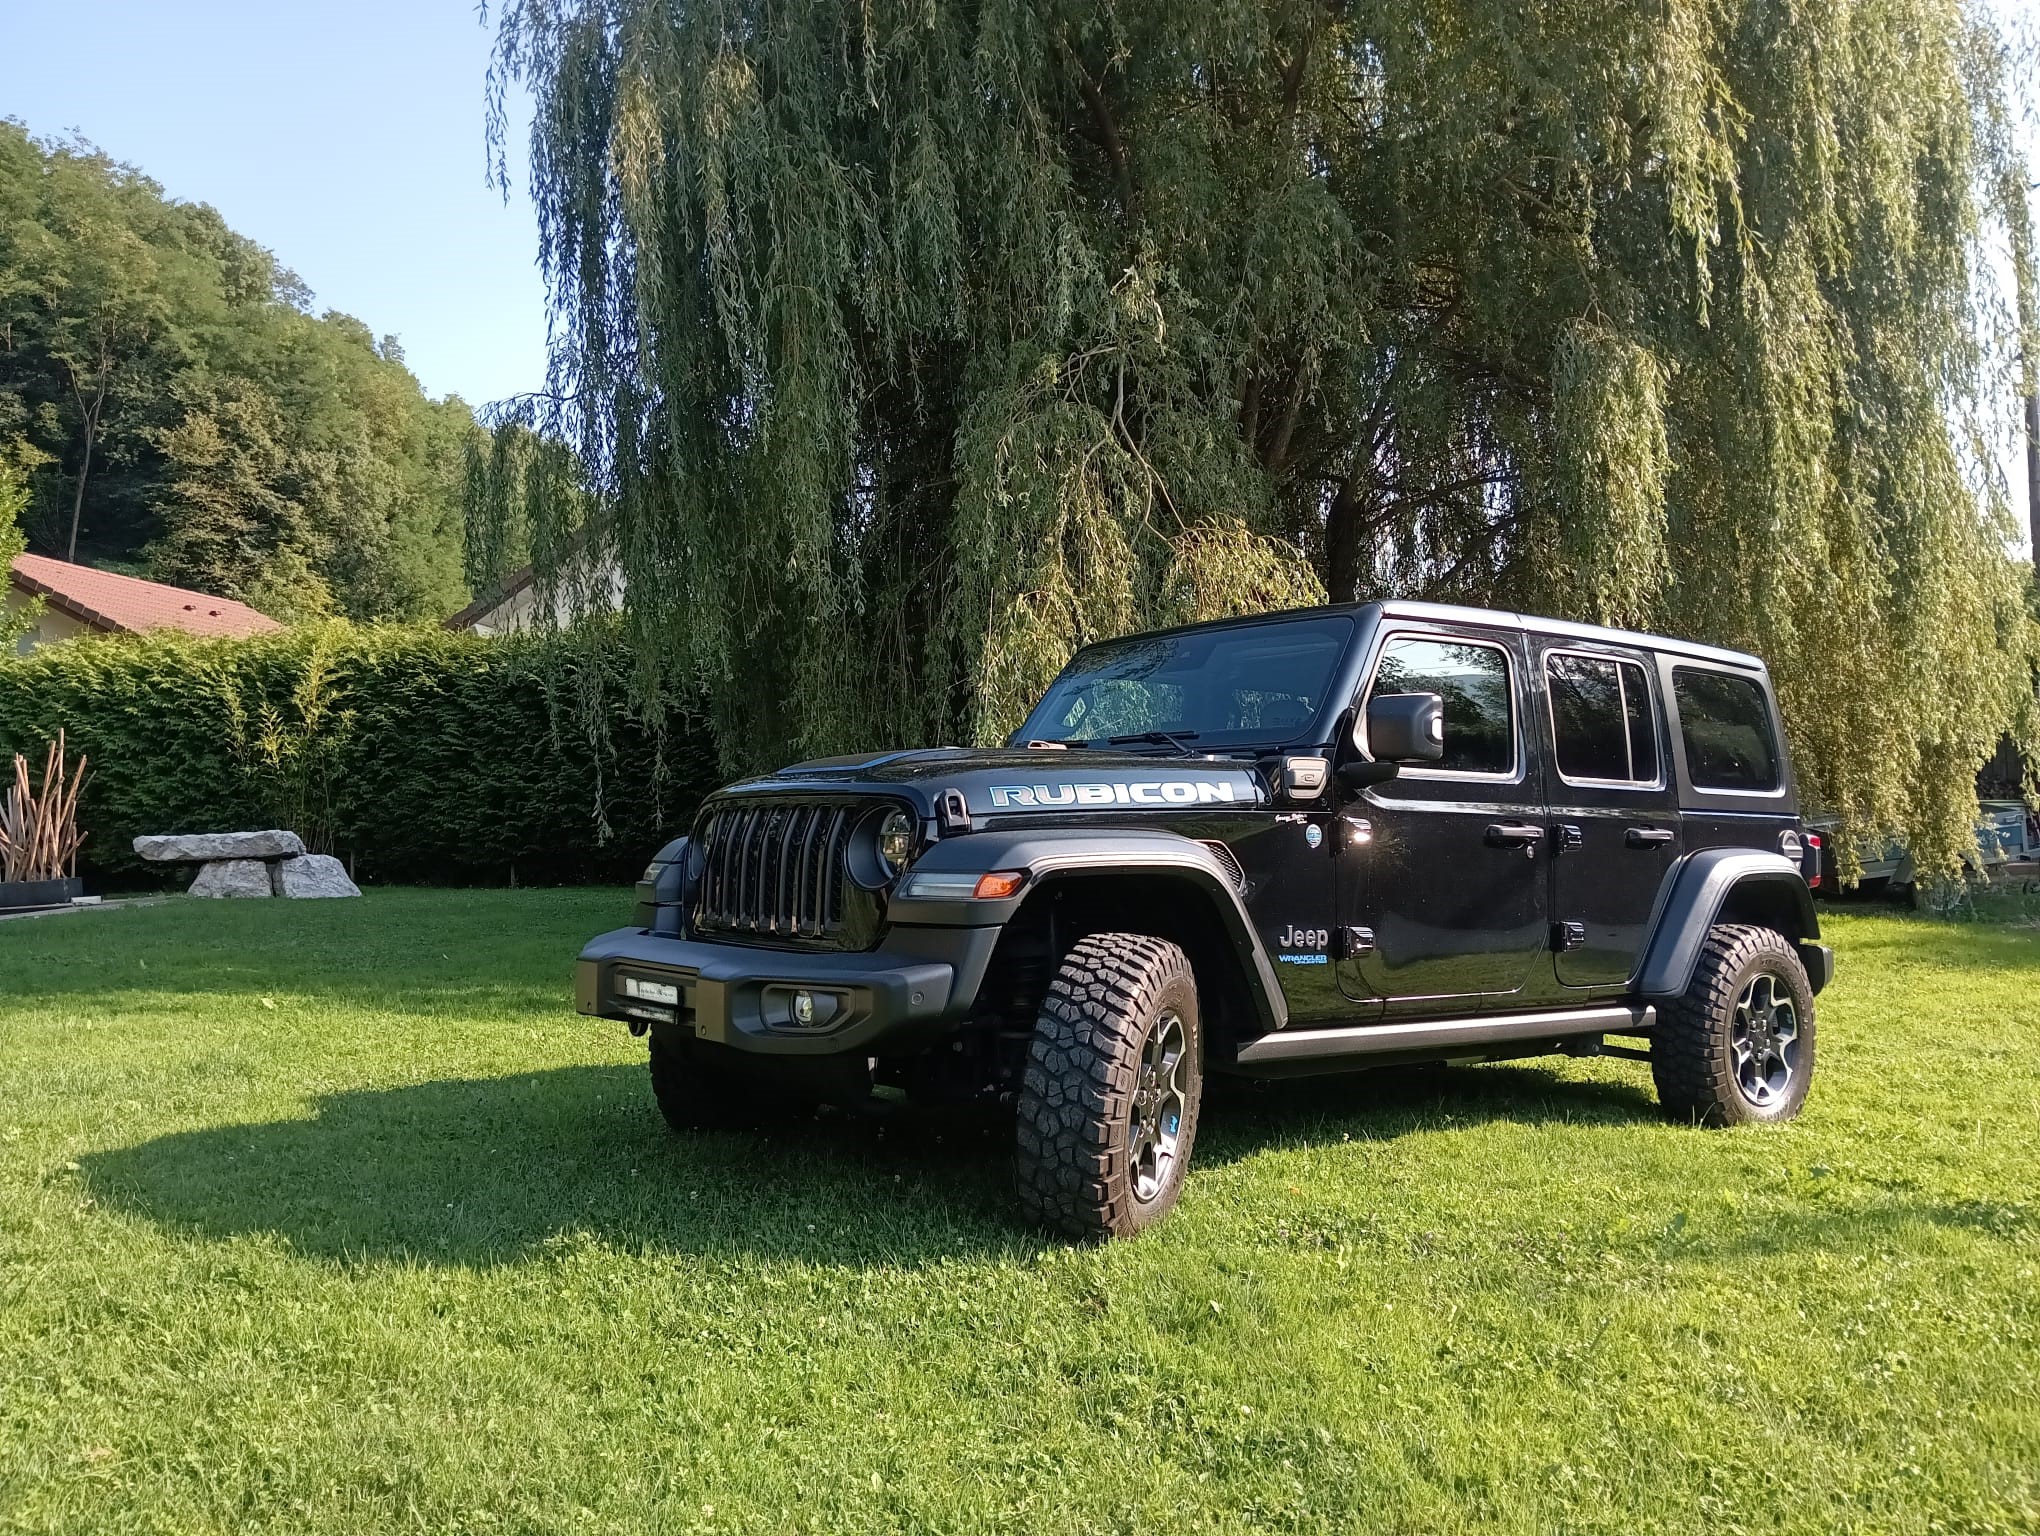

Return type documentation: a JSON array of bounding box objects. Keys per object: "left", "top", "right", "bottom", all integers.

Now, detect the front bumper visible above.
[{"left": 575, "top": 924, "right": 1000, "bottom": 1055}]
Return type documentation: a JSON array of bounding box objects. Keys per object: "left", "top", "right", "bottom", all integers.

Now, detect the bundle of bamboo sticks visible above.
[{"left": 0, "top": 731, "right": 89, "bottom": 884}]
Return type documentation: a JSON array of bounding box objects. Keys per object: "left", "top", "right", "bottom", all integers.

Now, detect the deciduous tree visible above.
[
  {"left": 483, "top": 0, "right": 2039, "bottom": 871},
  {"left": 0, "top": 124, "right": 485, "bottom": 622}
]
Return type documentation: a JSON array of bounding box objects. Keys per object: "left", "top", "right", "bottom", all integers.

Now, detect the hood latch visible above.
[{"left": 937, "top": 787, "right": 972, "bottom": 835}]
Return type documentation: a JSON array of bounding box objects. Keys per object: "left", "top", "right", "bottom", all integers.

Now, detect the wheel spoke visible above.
[
  {"left": 1125, "top": 1008, "right": 1190, "bottom": 1203},
  {"left": 1135, "top": 1124, "right": 1163, "bottom": 1199}
]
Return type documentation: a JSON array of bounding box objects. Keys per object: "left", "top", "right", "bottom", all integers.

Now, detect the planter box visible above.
[{"left": 0, "top": 876, "right": 85, "bottom": 913}]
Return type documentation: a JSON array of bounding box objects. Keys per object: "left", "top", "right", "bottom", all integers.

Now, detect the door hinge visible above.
[
  {"left": 1552, "top": 921, "right": 1587, "bottom": 952},
  {"left": 1556, "top": 823, "right": 1583, "bottom": 852},
  {"left": 1338, "top": 925, "right": 1376, "bottom": 958}
]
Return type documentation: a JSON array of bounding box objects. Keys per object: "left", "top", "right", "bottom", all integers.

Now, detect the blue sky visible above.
[{"left": 1, "top": 0, "right": 545, "bottom": 409}]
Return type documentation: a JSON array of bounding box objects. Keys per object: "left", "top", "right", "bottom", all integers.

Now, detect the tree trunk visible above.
[
  {"left": 66, "top": 420, "right": 93, "bottom": 564},
  {"left": 1324, "top": 475, "right": 1366, "bottom": 603},
  {"left": 65, "top": 359, "right": 109, "bottom": 565}
]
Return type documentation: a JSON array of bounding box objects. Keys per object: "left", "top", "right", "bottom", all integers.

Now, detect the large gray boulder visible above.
[
  {"left": 273, "top": 854, "right": 360, "bottom": 899},
  {"left": 188, "top": 859, "right": 274, "bottom": 898},
  {"left": 135, "top": 830, "right": 305, "bottom": 863}
]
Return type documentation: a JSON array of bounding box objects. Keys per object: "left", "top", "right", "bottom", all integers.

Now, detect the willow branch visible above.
[{"left": 1058, "top": 34, "right": 1134, "bottom": 211}]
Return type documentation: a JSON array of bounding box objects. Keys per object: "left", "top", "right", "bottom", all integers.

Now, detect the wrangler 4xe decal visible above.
[{"left": 987, "top": 781, "right": 1243, "bottom": 809}]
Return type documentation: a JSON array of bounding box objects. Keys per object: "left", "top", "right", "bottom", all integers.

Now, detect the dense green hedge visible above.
[{"left": 0, "top": 626, "right": 720, "bottom": 886}]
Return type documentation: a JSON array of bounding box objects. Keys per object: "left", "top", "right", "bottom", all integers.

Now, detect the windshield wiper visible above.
[{"left": 1105, "top": 730, "right": 1200, "bottom": 756}]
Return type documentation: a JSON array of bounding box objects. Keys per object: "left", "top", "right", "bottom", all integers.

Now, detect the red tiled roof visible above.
[{"left": 10, "top": 554, "right": 284, "bottom": 639}]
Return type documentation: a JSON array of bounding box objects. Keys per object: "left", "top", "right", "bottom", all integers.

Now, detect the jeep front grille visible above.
[{"left": 693, "top": 799, "right": 858, "bottom": 941}]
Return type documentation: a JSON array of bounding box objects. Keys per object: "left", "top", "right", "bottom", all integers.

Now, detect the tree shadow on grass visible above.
[
  {"left": 82, "top": 1067, "right": 1033, "bottom": 1270},
  {"left": 82, "top": 1058, "right": 1663, "bottom": 1269}
]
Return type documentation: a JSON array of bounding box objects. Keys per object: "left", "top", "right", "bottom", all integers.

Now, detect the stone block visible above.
[
  {"left": 188, "top": 859, "right": 274, "bottom": 898},
  {"left": 272, "top": 854, "right": 360, "bottom": 899},
  {"left": 134, "top": 830, "right": 306, "bottom": 862}
]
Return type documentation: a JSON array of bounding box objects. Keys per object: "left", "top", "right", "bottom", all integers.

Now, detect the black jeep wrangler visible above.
[{"left": 578, "top": 602, "right": 1832, "bottom": 1237}]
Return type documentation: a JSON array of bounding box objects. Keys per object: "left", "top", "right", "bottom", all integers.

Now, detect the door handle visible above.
[
  {"left": 1625, "top": 826, "right": 1674, "bottom": 848},
  {"left": 1484, "top": 822, "right": 1545, "bottom": 849}
]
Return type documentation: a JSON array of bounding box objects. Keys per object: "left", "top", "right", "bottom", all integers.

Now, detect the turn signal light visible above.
[{"left": 973, "top": 871, "right": 1027, "bottom": 900}]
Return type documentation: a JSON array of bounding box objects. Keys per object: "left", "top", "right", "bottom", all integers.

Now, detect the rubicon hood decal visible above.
[{"left": 988, "top": 780, "right": 1246, "bottom": 809}]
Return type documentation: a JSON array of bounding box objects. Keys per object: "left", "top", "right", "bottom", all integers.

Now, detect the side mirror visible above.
[{"left": 1362, "top": 692, "right": 1445, "bottom": 763}]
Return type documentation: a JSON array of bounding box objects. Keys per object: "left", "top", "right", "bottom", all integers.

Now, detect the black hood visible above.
[{"left": 716, "top": 746, "right": 1270, "bottom": 819}]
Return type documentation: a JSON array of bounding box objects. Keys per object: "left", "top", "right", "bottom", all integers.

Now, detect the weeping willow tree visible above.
[{"left": 479, "top": 0, "right": 2038, "bottom": 875}]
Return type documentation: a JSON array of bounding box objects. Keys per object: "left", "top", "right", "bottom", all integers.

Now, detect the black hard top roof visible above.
[{"left": 1102, "top": 600, "right": 1768, "bottom": 673}]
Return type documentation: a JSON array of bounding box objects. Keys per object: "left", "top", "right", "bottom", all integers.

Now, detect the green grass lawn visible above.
[{"left": 2, "top": 890, "right": 2036, "bottom": 1534}]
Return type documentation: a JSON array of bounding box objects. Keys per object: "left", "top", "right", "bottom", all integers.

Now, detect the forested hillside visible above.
[{"left": 0, "top": 122, "right": 480, "bottom": 622}]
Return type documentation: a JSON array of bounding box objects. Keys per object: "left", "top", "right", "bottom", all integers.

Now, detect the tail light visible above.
[{"left": 1804, "top": 831, "right": 1823, "bottom": 889}]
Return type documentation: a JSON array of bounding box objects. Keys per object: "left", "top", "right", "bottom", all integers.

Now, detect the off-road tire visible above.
[
  {"left": 1015, "top": 933, "right": 1203, "bottom": 1240},
  {"left": 648, "top": 1032, "right": 805, "bottom": 1132},
  {"left": 1653, "top": 923, "right": 1816, "bottom": 1126}
]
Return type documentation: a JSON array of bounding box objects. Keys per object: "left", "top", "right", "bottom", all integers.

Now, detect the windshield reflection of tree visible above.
[
  {"left": 1056, "top": 641, "right": 1332, "bottom": 740},
  {"left": 1038, "top": 617, "right": 1357, "bottom": 744},
  {"left": 1054, "top": 638, "right": 1182, "bottom": 737}
]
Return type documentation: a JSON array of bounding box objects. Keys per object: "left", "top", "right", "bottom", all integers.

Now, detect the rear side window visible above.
[
  {"left": 1672, "top": 667, "right": 1781, "bottom": 792},
  {"left": 1371, "top": 635, "right": 1516, "bottom": 776},
  {"left": 1546, "top": 653, "right": 1660, "bottom": 785}
]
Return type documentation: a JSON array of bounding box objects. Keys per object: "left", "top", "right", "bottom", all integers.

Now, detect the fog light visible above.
[
  {"left": 794, "top": 989, "right": 816, "bottom": 1026},
  {"left": 623, "top": 976, "right": 680, "bottom": 1006}
]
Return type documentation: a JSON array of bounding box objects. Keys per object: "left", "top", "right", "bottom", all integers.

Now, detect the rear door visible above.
[{"left": 1539, "top": 641, "right": 1680, "bottom": 988}]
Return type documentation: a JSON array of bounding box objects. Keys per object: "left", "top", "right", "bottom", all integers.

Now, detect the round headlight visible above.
[{"left": 877, "top": 809, "right": 915, "bottom": 874}]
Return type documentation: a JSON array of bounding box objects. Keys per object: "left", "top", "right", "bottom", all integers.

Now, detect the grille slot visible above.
[{"left": 695, "top": 799, "right": 859, "bottom": 940}]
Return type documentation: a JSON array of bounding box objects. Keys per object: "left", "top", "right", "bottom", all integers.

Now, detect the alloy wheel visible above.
[
  {"left": 1730, "top": 973, "right": 1800, "bottom": 1108},
  {"left": 1128, "top": 1008, "right": 1188, "bottom": 1201}
]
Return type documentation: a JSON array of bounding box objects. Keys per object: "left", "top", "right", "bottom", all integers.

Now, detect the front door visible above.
[
  {"left": 1337, "top": 626, "right": 1551, "bottom": 1015},
  {"left": 1539, "top": 642, "right": 1682, "bottom": 987}
]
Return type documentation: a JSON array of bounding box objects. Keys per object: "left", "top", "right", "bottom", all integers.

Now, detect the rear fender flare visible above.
[{"left": 1637, "top": 849, "right": 1822, "bottom": 999}]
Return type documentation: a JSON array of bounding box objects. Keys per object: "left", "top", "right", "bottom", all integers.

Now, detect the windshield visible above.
[{"left": 1014, "top": 615, "right": 1355, "bottom": 750}]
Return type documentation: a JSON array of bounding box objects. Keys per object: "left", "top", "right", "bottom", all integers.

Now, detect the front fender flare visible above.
[
  {"left": 1637, "top": 849, "right": 1823, "bottom": 1000},
  {"left": 887, "top": 827, "right": 1288, "bottom": 1033}
]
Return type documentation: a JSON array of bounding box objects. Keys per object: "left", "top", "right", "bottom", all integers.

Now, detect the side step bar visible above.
[{"left": 1233, "top": 1004, "right": 1656, "bottom": 1069}]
